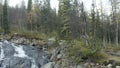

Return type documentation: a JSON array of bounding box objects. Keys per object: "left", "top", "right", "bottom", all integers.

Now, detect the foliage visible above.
[
  {"left": 0, "top": 0, "right": 119, "bottom": 64},
  {"left": 10, "top": 30, "right": 48, "bottom": 40},
  {"left": 0, "top": 0, "right": 119, "bottom": 45},
  {"left": 68, "top": 40, "right": 107, "bottom": 63},
  {"left": 2, "top": 0, "right": 9, "bottom": 33},
  {"left": 105, "top": 43, "right": 120, "bottom": 52},
  {"left": 58, "top": 0, "right": 71, "bottom": 40},
  {"left": 27, "top": 0, "right": 33, "bottom": 31},
  {"left": 27, "top": 0, "right": 32, "bottom": 13}
]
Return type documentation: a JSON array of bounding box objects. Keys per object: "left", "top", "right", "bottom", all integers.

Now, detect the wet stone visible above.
[{"left": 0, "top": 40, "right": 49, "bottom": 68}]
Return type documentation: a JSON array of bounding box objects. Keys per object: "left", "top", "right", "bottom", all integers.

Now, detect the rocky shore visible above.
[{"left": 0, "top": 34, "right": 120, "bottom": 68}]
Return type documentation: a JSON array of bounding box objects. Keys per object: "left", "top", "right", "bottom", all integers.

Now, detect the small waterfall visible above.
[
  {"left": 0, "top": 42, "right": 5, "bottom": 60},
  {"left": 11, "top": 43, "right": 28, "bottom": 58},
  {"left": 29, "top": 57, "right": 38, "bottom": 68},
  {"left": 0, "top": 40, "right": 48, "bottom": 68},
  {"left": 11, "top": 43, "right": 38, "bottom": 68}
]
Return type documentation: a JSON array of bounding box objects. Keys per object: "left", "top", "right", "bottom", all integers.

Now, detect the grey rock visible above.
[
  {"left": 77, "top": 64, "right": 85, "bottom": 68},
  {"left": 48, "top": 37, "right": 56, "bottom": 46},
  {"left": 41, "top": 62, "right": 55, "bottom": 68},
  {"left": 116, "top": 66, "right": 120, "bottom": 68},
  {"left": 0, "top": 40, "right": 49, "bottom": 68},
  {"left": 57, "top": 54, "right": 62, "bottom": 60},
  {"left": 107, "top": 64, "right": 112, "bottom": 68}
]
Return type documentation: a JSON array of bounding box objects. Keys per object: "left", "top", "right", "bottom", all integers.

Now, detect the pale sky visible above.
[
  {"left": 8, "top": 0, "right": 110, "bottom": 14},
  {"left": 9, "top": 0, "right": 59, "bottom": 9},
  {"left": 81, "top": 0, "right": 111, "bottom": 14},
  {"left": 8, "top": 0, "right": 26, "bottom": 7}
]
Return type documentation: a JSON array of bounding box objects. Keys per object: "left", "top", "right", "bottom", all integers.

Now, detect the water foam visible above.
[
  {"left": 11, "top": 43, "right": 28, "bottom": 58},
  {"left": 0, "top": 44, "right": 5, "bottom": 60},
  {"left": 11, "top": 43, "right": 38, "bottom": 68}
]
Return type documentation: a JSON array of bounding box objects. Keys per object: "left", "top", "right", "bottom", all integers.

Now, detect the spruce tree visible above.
[
  {"left": 58, "top": 0, "right": 71, "bottom": 40},
  {"left": 27, "top": 0, "right": 32, "bottom": 13},
  {"left": 27, "top": 0, "right": 32, "bottom": 31},
  {"left": 2, "top": 0, "right": 9, "bottom": 33},
  {"left": 40, "top": 0, "right": 51, "bottom": 33},
  {"left": 0, "top": 0, "right": 3, "bottom": 27}
]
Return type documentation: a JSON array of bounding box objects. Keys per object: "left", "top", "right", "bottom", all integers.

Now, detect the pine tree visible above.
[
  {"left": 110, "top": 0, "right": 119, "bottom": 46},
  {"left": 80, "top": 2, "right": 87, "bottom": 35},
  {"left": 91, "top": 0, "right": 96, "bottom": 38},
  {"left": 0, "top": 0, "right": 3, "bottom": 28},
  {"left": 27, "top": 0, "right": 32, "bottom": 13},
  {"left": 69, "top": 0, "right": 81, "bottom": 39},
  {"left": 58, "top": 0, "right": 71, "bottom": 40},
  {"left": 40, "top": 0, "right": 51, "bottom": 33},
  {"left": 96, "top": 11, "right": 102, "bottom": 39},
  {"left": 2, "top": 0, "right": 9, "bottom": 33},
  {"left": 27, "top": 0, "right": 33, "bottom": 31}
]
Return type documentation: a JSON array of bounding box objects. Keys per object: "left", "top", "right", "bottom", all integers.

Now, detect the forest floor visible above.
[
  {"left": 108, "top": 55, "right": 120, "bottom": 62},
  {"left": 102, "top": 49, "right": 120, "bottom": 64}
]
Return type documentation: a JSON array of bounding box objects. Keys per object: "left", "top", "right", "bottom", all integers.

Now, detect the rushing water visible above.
[
  {"left": 0, "top": 40, "right": 49, "bottom": 68},
  {"left": 0, "top": 43, "right": 4, "bottom": 61},
  {"left": 11, "top": 43, "right": 28, "bottom": 58}
]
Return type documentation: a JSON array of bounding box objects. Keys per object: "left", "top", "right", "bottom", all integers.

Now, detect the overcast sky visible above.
[
  {"left": 8, "top": 0, "right": 111, "bottom": 14},
  {"left": 9, "top": 0, "right": 59, "bottom": 8}
]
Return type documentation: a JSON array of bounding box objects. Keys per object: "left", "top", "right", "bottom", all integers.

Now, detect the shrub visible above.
[{"left": 68, "top": 40, "right": 107, "bottom": 63}]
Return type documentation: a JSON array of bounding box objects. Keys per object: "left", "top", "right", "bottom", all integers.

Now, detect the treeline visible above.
[{"left": 0, "top": 0, "right": 120, "bottom": 46}]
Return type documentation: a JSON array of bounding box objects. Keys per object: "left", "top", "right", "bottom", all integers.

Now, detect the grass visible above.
[
  {"left": 105, "top": 44, "right": 120, "bottom": 52},
  {"left": 10, "top": 29, "right": 48, "bottom": 40},
  {"left": 68, "top": 40, "right": 107, "bottom": 63},
  {"left": 2, "top": 29, "right": 119, "bottom": 64},
  {"left": 101, "top": 49, "right": 120, "bottom": 65}
]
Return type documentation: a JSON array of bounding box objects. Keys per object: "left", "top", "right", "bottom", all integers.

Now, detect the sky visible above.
[
  {"left": 9, "top": 0, "right": 59, "bottom": 9},
  {"left": 8, "top": 0, "right": 111, "bottom": 14},
  {"left": 81, "top": 0, "right": 111, "bottom": 14},
  {"left": 9, "top": 0, "right": 27, "bottom": 7}
]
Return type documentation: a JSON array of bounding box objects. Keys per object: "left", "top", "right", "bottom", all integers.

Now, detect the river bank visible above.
[{"left": 0, "top": 33, "right": 120, "bottom": 68}]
